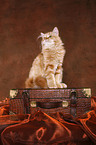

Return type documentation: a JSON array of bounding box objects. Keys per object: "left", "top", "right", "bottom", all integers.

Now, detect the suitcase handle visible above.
[
  {"left": 36, "top": 102, "right": 62, "bottom": 109},
  {"left": 30, "top": 100, "right": 69, "bottom": 109}
]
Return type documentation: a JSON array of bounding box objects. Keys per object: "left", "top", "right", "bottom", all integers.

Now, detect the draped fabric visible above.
[{"left": 0, "top": 97, "right": 96, "bottom": 145}]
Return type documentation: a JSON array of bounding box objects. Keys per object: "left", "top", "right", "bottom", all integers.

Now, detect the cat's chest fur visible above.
[{"left": 42, "top": 47, "right": 65, "bottom": 65}]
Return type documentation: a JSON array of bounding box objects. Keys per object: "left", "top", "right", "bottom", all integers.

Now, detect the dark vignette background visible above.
[{"left": 0, "top": 0, "right": 96, "bottom": 100}]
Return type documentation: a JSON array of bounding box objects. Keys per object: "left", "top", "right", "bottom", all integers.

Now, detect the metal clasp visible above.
[
  {"left": 30, "top": 101, "right": 36, "bottom": 108},
  {"left": 62, "top": 101, "right": 69, "bottom": 108}
]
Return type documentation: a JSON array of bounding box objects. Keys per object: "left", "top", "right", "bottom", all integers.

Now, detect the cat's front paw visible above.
[
  {"left": 57, "top": 83, "right": 67, "bottom": 88},
  {"left": 48, "top": 84, "right": 57, "bottom": 88},
  {"left": 62, "top": 83, "right": 67, "bottom": 88}
]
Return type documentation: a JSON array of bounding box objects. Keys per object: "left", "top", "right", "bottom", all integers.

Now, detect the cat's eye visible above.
[
  {"left": 49, "top": 35, "right": 52, "bottom": 38},
  {"left": 44, "top": 35, "right": 52, "bottom": 39}
]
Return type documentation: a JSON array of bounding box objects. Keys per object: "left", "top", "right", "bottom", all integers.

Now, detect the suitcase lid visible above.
[{"left": 9, "top": 88, "right": 91, "bottom": 99}]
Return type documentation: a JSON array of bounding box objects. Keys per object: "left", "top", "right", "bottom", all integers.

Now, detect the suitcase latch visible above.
[
  {"left": 30, "top": 101, "right": 36, "bottom": 108},
  {"left": 62, "top": 101, "right": 69, "bottom": 108}
]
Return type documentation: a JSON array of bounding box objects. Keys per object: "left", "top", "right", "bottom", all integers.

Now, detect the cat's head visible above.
[{"left": 38, "top": 27, "right": 63, "bottom": 48}]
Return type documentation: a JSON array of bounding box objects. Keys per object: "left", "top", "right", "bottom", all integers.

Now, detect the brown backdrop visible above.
[{"left": 0, "top": 0, "right": 96, "bottom": 100}]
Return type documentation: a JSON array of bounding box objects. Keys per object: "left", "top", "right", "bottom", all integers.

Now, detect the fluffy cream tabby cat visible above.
[{"left": 25, "top": 27, "right": 67, "bottom": 88}]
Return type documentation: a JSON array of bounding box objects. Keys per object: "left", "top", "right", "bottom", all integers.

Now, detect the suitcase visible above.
[{"left": 9, "top": 88, "right": 91, "bottom": 118}]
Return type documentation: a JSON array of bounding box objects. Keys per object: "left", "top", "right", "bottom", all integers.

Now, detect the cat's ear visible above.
[
  {"left": 40, "top": 32, "right": 44, "bottom": 37},
  {"left": 53, "top": 27, "right": 59, "bottom": 35}
]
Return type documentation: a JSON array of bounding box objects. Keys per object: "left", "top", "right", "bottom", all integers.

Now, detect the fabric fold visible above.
[{"left": 0, "top": 96, "right": 96, "bottom": 145}]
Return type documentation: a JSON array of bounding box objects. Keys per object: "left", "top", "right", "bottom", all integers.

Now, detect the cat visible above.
[{"left": 25, "top": 27, "right": 67, "bottom": 88}]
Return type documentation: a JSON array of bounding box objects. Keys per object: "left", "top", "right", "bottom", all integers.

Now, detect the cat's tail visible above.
[
  {"left": 25, "top": 76, "right": 48, "bottom": 88},
  {"left": 25, "top": 78, "right": 34, "bottom": 88}
]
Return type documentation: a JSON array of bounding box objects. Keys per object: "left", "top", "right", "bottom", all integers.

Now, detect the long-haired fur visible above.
[{"left": 25, "top": 27, "right": 67, "bottom": 88}]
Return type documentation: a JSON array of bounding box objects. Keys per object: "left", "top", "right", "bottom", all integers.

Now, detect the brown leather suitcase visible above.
[{"left": 9, "top": 88, "right": 91, "bottom": 118}]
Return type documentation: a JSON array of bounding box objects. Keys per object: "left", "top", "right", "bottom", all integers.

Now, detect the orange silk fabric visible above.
[{"left": 0, "top": 97, "right": 96, "bottom": 145}]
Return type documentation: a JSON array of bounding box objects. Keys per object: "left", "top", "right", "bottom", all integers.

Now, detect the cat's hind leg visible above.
[{"left": 35, "top": 76, "right": 48, "bottom": 88}]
